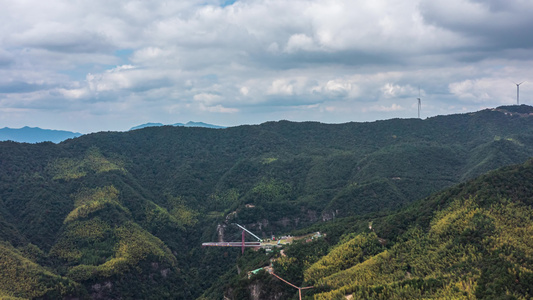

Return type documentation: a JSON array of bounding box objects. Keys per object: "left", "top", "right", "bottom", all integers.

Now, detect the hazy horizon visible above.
[{"left": 1, "top": 0, "right": 532, "bottom": 133}]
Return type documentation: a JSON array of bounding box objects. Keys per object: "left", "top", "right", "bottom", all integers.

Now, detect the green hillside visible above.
[
  {"left": 301, "top": 159, "right": 533, "bottom": 299},
  {"left": 207, "top": 159, "right": 533, "bottom": 299},
  {"left": 0, "top": 105, "right": 532, "bottom": 299}
]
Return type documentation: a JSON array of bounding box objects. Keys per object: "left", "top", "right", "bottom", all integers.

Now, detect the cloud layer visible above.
[{"left": 1, "top": 0, "right": 532, "bottom": 132}]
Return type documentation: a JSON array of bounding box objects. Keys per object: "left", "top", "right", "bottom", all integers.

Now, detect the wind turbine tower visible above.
[
  {"left": 515, "top": 82, "right": 525, "bottom": 105},
  {"left": 417, "top": 87, "right": 422, "bottom": 119}
]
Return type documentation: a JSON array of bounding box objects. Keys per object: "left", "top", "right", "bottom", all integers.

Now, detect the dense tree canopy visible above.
[{"left": 0, "top": 105, "right": 532, "bottom": 299}]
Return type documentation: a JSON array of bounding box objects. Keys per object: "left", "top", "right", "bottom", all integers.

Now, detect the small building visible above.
[{"left": 247, "top": 268, "right": 263, "bottom": 279}]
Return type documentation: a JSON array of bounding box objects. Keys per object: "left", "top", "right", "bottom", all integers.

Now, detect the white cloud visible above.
[
  {"left": 449, "top": 78, "right": 515, "bottom": 104},
  {"left": 285, "top": 34, "right": 316, "bottom": 53},
  {"left": 87, "top": 70, "right": 132, "bottom": 92},
  {"left": 381, "top": 83, "right": 419, "bottom": 98},
  {"left": 131, "top": 48, "right": 170, "bottom": 64},
  {"left": 194, "top": 93, "right": 223, "bottom": 105},
  {"left": 57, "top": 88, "right": 87, "bottom": 99},
  {"left": 363, "top": 103, "right": 405, "bottom": 112},
  {"left": 268, "top": 79, "right": 295, "bottom": 96},
  {"left": 0, "top": 0, "right": 533, "bottom": 132},
  {"left": 239, "top": 87, "right": 249, "bottom": 96},
  {"left": 199, "top": 104, "right": 239, "bottom": 113}
]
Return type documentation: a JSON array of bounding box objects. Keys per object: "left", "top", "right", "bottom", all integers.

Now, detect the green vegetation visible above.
[
  {"left": 64, "top": 186, "right": 126, "bottom": 223},
  {"left": 0, "top": 106, "right": 532, "bottom": 298},
  {"left": 280, "top": 160, "right": 533, "bottom": 299},
  {"left": 304, "top": 232, "right": 384, "bottom": 284},
  {"left": 65, "top": 221, "right": 177, "bottom": 282},
  {"left": 167, "top": 195, "right": 199, "bottom": 227},
  {"left": 51, "top": 147, "right": 125, "bottom": 180},
  {"left": 0, "top": 242, "right": 83, "bottom": 299}
]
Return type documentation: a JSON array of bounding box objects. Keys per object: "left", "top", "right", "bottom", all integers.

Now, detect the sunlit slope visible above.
[
  {"left": 308, "top": 160, "right": 533, "bottom": 299},
  {"left": 0, "top": 242, "right": 83, "bottom": 299},
  {"left": 0, "top": 147, "right": 192, "bottom": 298}
]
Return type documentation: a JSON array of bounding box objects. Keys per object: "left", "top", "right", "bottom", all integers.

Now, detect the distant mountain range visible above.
[
  {"left": 0, "top": 122, "right": 227, "bottom": 144},
  {"left": 0, "top": 126, "right": 82, "bottom": 143},
  {"left": 129, "top": 121, "right": 227, "bottom": 130}
]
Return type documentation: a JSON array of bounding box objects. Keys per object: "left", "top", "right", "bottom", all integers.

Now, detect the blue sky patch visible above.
[{"left": 221, "top": 0, "right": 237, "bottom": 7}]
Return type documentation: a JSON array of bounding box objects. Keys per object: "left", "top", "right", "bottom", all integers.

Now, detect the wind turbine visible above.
[
  {"left": 417, "top": 87, "right": 421, "bottom": 119},
  {"left": 515, "top": 81, "right": 525, "bottom": 105}
]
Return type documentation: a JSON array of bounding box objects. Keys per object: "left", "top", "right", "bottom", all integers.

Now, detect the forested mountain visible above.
[
  {"left": 295, "top": 160, "right": 533, "bottom": 299},
  {"left": 0, "top": 105, "right": 532, "bottom": 299}
]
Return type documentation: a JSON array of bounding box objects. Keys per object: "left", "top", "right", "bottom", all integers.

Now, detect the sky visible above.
[{"left": 1, "top": 0, "right": 533, "bottom": 133}]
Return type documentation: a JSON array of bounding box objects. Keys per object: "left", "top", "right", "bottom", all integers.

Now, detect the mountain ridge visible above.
[
  {"left": 0, "top": 105, "right": 532, "bottom": 299},
  {"left": 129, "top": 121, "right": 226, "bottom": 131},
  {"left": 0, "top": 121, "right": 227, "bottom": 144}
]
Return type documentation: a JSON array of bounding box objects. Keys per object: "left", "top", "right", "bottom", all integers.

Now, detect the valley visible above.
[{"left": 0, "top": 105, "right": 532, "bottom": 299}]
